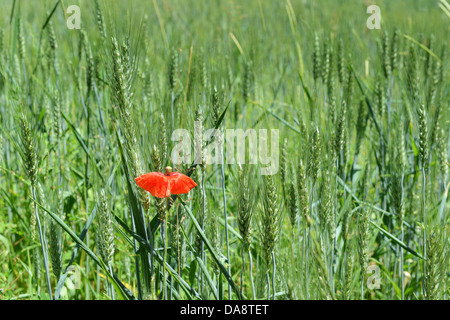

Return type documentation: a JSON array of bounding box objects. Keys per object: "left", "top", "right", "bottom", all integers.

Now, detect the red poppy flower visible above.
[{"left": 135, "top": 166, "right": 197, "bottom": 198}]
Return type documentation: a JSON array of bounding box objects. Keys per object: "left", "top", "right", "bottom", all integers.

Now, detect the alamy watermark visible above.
[
  {"left": 366, "top": 265, "right": 381, "bottom": 290},
  {"left": 66, "top": 5, "right": 81, "bottom": 29},
  {"left": 171, "top": 122, "right": 279, "bottom": 175},
  {"left": 66, "top": 265, "right": 81, "bottom": 290},
  {"left": 366, "top": 5, "right": 381, "bottom": 29}
]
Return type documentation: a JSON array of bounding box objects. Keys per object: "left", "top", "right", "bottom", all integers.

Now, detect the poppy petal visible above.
[
  {"left": 135, "top": 172, "right": 170, "bottom": 198},
  {"left": 168, "top": 172, "right": 197, "bottom": 195}
]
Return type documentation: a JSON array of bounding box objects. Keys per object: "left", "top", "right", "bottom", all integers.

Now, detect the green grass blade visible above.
[
  {"left": 35, "top": 200, "right": 133, "bottom": 300},
  {"left": 370, "top": 220, "right": 424, "bottom": 260},
  {"left": 114, "top": 214, "right": 199, "bottom": 299},
  {"left": 61, "top": 112, "right": 105, "bottom": 184},
  {"left": 179, "top": 197, "right": 244, "bottom": 299},
  {"left": 55, "top": 204, "right": 98, "bottom": 300}
]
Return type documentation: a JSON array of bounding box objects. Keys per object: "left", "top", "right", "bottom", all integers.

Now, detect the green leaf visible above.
[
  {"left": 255, "top": 103, "right": 300, "bottom": 134},
  {"left": 214, "top": 100, "right": 230, "bottom": 131},
  {"left": 179, "top": 197, "right": 244, "bottom": 299},
  {"left": 114, "top": 214, "right": 199, "bottom": 299},
  {"left": 34, "top": 200, "right": 134, "bottom": 300},
  {"left": 347, "top": 61, "right": 383, "bottom": 142},
  {"left": 409, "top": 121, "right": 419, "bottom": 158},
  {"left": 370, "top": 221, "right": 424, "bottom": 260},
  {"left": 403, "top": 34, "right": 443, "bottom": 63},
  {"left": 0, "top": 234, "right": 11, "bottom": 252},
  {"left": 55, "top": 204, "right": 98, "bottom": 300},
  {"left": 189, "top": 260, "right": 197, "bottom": 287},
  {"left": 179, "top": 223, "right": 218, "bottom": 299},
  {"left": 41, "top": 1, "right": 60, "bottom": 30},
  {"left": 298, "top": 71, "right": 313, "bottom": 111},
  {"left": 61, "top": 112, "right": 105, "bottom": 184}
]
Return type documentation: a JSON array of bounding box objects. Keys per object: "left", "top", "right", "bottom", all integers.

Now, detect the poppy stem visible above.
[
  {"left": 240, "top": 245, "right": 245, "bottom": 297},
  {"left": 162, "top": 197, "right": 169, "bottom": 300},
  {"left": 32, "top": 186, "right": 52, "bottom": 300},
  {"left": 249, "top": 249, "right": 255, "bottom": 299},
  {"left": 201, "top": 166, "right": 206, "bottom": 298},
  {"left": 221, "top": 155, "right": 231, "bottom": 299},
  {"left": 272, "top": 251, "right": 276, "bottom": 300}
]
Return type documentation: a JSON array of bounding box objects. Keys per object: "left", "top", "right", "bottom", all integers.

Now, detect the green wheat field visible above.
[{"left": 0, "top": 0, "right": 448, "bottom": 300}]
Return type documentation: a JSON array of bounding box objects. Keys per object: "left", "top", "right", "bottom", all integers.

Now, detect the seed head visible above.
[
  {"left": 312, "top": 33, "right": 322, "bottom": 83},
  {"left": 417, "top": 104, "right": 428, "bottom": 166},
  {"left": 18, "top": 113, "right": 37, "bottom": 186},
  {"left": 96, "top": 189, "right": 115, "bottom": 267}
]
